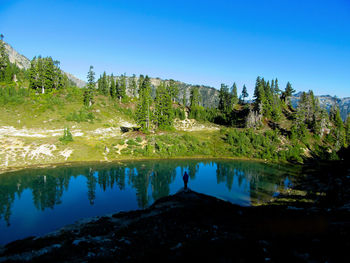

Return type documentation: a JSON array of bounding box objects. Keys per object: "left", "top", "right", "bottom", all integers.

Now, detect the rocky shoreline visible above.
[
  {"left": 1, "top": 169, "right": 350, "bottom": 263},
  {"left": 0, "top": 158, "right": 349, "bottom": 262}
]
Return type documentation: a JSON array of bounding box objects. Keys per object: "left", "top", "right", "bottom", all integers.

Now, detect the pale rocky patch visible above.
[
  {"left": 114, "top": 144, "right": 128, "bottom": 155},
  {"left": 59, "top": 148, "right": 73, "bottom": 161},
  {"left": 174, "top": 119, "right": 220, "bottom": 131},
  {"left": 28, "top": 144, "right": 57, "bottom": 160}
]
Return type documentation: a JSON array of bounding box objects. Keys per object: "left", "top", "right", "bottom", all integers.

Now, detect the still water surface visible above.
[{"left": 0, "top": 159, "right": 298, "bottom": 245}]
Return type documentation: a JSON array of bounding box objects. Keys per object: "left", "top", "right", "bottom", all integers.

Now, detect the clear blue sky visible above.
[{"left": 1, "top": 0, "right": 349, "bottom": 97}]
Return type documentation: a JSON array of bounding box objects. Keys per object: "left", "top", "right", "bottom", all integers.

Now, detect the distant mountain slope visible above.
[
  {"left": 291, "top": 92, "right": 350, "bottom": 121},
  {"left": 3, "top": 41, "right": 86, "bottom": 88},
  {"left": 3, "top": 41, "right": 30, "bottom": 69},
  {"left": 4, "top": 41, "right": 348, "bottom": 117},
  {"left": 148, "top": 78, "right": 219, "bottom": 107}
]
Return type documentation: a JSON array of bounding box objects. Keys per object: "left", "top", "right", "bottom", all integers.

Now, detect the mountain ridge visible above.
[
  {"left": 3, "top": 40, "right": 349, "bottom": 119},
  {"left": 3, "top": 41, "right": 86, "bottom": 88},
  {"left": 291, "top": 93, "right": 350, "bottom": 121}
]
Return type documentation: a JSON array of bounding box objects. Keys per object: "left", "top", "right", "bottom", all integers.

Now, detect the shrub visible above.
[
  {"left": 0, "top": 85, "right": 29, "bottom": 105},
  {"left": 59, "top": 127, "right": 73, "bottom": 143},
  {"left": 127, "top": 139, "right": 140, "bottom": 146},
  {"left": 66, "top": 107, "right": 95, "bottom": 123}
]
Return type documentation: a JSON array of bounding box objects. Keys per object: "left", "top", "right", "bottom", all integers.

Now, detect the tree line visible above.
[{"left": 1, "top": 36, "right": 350, "bottom": 159}]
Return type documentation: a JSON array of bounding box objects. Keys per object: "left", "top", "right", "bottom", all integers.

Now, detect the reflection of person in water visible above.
[{"left": 183, "top": 171, "right": 189, "bottom": 190}]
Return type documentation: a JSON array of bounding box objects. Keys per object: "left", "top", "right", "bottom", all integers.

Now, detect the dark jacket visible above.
[{"left": 183, "top": 172, "right": 189, "bottom": 182}]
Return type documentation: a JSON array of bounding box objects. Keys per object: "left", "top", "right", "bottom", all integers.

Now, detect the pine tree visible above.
[
  {"left": 263, "top": 81, "right": 273, "bottom": 118},
  {"left": 241, "top": 85, "right": 248, "bottom": 103},
  {"left": 101, "top": 71, "right": 108, "bottom": 95},
  {"left": 43, "top": 57, "right": 54, "bottom": 92},
  {"left": 53, "top": 60, "right": 62, "bottom": 89},
  {"left": 136, "top": 75, "right": 152, "bottom": 130},
  {"left": 118, "top": 74, "right": 127, "bottom": 102},
  {"left": 190, "top": 86, "right": 200, "bottom": 108},
  {"left": 0, "top": 39, "right": 9, "bottom": 81},
  {"left": 333, "top": 106, "right": 345, "bottom": 151},
  {"left": 189, "top": 86, "right": 203, "bottom": 120},
  {"left": 253, "top": 77, "right": 266, "bottom": 113},
  {"left": 138, "top": 74, "right": 144, "bottom": 94},
  {"left": 182, "top": 89, "right": 187, "bottom": 106},
  {"left": 281, "top": 81, "right": 295, "bottom": 103},
  {"left": 154, "top": 82, "right": 174, "bottom": 128},
  {"left": 231, "top": 83, "right": 238, "bottom": 105},
  {"left": 28, "top": 56, "right": 65, "bottom": 93},
  {"left": 84, "top": 66, "right": 95, "bottom": 107},
  {"left": 29, "top": 57, "right": 38, "bottom": 90},
  {"left": 218, "top": 84, "right": 228, "bottom": 113},
  {"left": 168, "top": 79, "right": 179, "bottom": 103},
  {"left": 271, "top": 79, "right": 275, "bottom": 93},
  {"left": 37, "top": 56, "right": 45, "bottom": 93},
  {"left": 271, "top": 95, "right": 282, "bottom": 122},
  {"left": 345, "top": 115, "right": 350, "bottom": 146},
  {"left": 109, "top": 74, "right": 116, "bottom": 98},
  {"left": 274, "top": 78, "right": 280, "bottom": 94},
  {"left": 130, "top": 74, "right": 137, "bottom": 97}
]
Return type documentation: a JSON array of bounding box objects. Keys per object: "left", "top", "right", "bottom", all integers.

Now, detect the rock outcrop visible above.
[
  {"left": 291, "top": 92, "right": 350, "bottom": 121},
  {"left": 3, "top": 42, "right": 30, "bottom": 70},
  {"left": 3, "top": 41, "right": 86, "bottom": 88}
]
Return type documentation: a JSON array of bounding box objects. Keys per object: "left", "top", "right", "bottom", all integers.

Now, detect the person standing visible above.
[{"left": 183, "top": 171, "right": 189, "bottom": 190}]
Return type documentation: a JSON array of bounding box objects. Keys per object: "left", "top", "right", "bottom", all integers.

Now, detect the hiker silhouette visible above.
[{"left": 183, "top": 171, "right": 189, "bottom": 190}]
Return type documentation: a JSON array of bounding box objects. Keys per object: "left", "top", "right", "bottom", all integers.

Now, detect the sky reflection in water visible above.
[{"left": 0, "top": 159, "right": 297, "bottom": 245}]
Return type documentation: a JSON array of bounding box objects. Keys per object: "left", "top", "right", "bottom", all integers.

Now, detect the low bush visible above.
[
  {"left": 66, "top": 107, "right": 95, "bottom": 123},
  {"left": 59, "top": 127, "right": 73, "bottom": 143}
]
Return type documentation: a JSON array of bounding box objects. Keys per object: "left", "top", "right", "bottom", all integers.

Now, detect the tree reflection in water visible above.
[{"left": 0, "top": 160, "right": 299, "bottom": 226}]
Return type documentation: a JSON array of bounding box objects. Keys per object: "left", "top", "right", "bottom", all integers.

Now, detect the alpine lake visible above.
[{"left": 0, "top": 159, "right": 300, "bottom": 245}]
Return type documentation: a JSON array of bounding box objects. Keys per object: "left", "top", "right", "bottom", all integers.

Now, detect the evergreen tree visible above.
[
  {"left": 182, "top": 89, "right": 187, "bottom": 118},
  {"left": 101, "top": 71, "right": 108, "bottom": 95},
  {"left": 130, "top": 74, "right": 137, "bottom": 97},
  {"left": 117, "top": 73, "right": 127, "bottom": 102},
  {"left": 0, "top": 39, "right": 9, "bottom": 80},
  {"left": 182, "top": 89, "right": 187, "bottom": 106},
  {"left": 154, "top": 82, "right": 174, "bottom": 128},
  {"left": 37, "top": 56, "right": 45, "bottom": 93},
  {"left": 271, "top": 95, "right": 282, "bottom": 122},
  {"left": 218, "top": 84, "right": 232, "bottom": 115},
  {"left": 281, "top": 81, "right": 295, "bottom": 103},
  {"left": 53, "top": 60, "right": 65, "bottom": 89},
  {"left": 295, "top": 90, "right": 330, "bottom": 137},
  {"left": 189, "top": 86, "right": 203, "bottom": 120},
  {"left": 274, "top": 78, "right": 280, "bottom": 94},
  {"left": 241, "top": 85, "right": 248, "bottom": 103},
  {"left": 136, "top": 75, "right": 152, "bottom": 130},
  {"left": 168, "top": 79, "right": 179, "bottom": 103},
  {"left": 138, "top": 74, "right": 144, "bottom": 94},
  {"left": 271, "top": 79, "right": 275, "bottom": 93},
  {"left": 84, "top": 66, "right": 95, "bottom": 107},
  {"left": 330, "top": 104, "right": 345, "bottom": 150},
  {"left": 253, "top": 76, "right": 266, "bottom": 113},
  {"left": 43, "top": 57, "right": 54, "bottom": 91},
  {"left": 263, "top": 81, "right": 274, "bottom": 118},
  {"left": 345, "top": 115, "right": 350, "bottom": 146},
  {"left": 231, "top": 82, "right": 238, "bottom": 105},
  {"left": 109, "top": 74, "right": 116, "bottom": 98},
  {"left": 190, "top": 86, "right": 201, "bottom": 108},
  {"left": 29, "top": 57, "right": 38, "bottom": 90},
  {"left": 28, "top": 56, "right": 66, "bottom": 93}
]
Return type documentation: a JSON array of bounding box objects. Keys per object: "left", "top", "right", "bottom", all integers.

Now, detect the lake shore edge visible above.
[
  {"left": 0, "top": 187, "right": 349, "bottom": 262},
  {"left": 0, "top": 155, "right": 287, "bottom": 174}
]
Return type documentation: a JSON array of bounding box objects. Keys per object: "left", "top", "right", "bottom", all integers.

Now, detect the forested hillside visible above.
[{"left": 0, "top": 38, "right": 349, "bottom": 169}]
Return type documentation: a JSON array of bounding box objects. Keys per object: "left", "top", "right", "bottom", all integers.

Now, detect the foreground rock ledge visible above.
[{"left": 0, "top": 189, "right": 349, "bottom": 263}]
